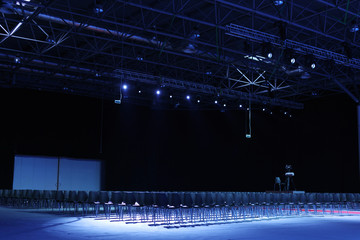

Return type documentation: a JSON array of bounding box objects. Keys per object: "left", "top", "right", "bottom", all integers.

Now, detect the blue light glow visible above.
[
  {"left": 122, "top": 84, "right": 128, "bottom": 90},
  {"left": 186, "top": 95, "right": 190, "bottom": 100},
  {"left": 156, "top": 90, "right": 161, "bottom": 95}
]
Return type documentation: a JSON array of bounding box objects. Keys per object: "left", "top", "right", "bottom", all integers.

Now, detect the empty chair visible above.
[
  {"left": 122, "top": 192, "right": 137, "bottom": 221},
  {"left": 31, "top": 190, "right": 41, "bottom": 209},
  {"left": 55, "top": 191, "right": 65, "bottom": 212},
  {"left": 167, "top": 192, "right": 182, "bottom": 224},
  {"left": 96, "top": 191, "right": 110, "bottom": 218},
  {"left": 76, "top": 191, "right": 88, "bottom": 215},
  {"left": 152, "top": 192, "right": 169, "bottom": 224},
  {"left": 108, "top": 191, "right": 123, "bottom": 219},
  {"left": 140, "top": 192, "right": 155, "bottom": 222},
  {"left": 66, "top": 191, "right": 78, "bottom": 213},
  {"left": 86, "top": 191, "right": 100, "bottom": 215},
  {"left": 181, "top": 192, "right": 194, "bottom": 223}
]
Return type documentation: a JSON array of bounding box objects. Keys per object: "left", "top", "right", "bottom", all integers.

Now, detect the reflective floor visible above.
[{"left": 1, "top": 206, "right": 360, "bottom": 240}]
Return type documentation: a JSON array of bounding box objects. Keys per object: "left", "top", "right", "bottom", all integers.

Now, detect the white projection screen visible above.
[{"left": 13, "top": 155, "right": 102, "bottom": 191}]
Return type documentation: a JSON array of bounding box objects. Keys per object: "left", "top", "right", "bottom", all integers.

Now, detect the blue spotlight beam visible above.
[
  {"left": 226, "top": 23, "right": 360, "bottom": 70},
  {"left": 113, "top": 69, "right": 304, "bottom": 109}
]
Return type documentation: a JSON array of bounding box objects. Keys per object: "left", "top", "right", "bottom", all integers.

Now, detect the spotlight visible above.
[
  {"left": 197, "top": 99, "right": 200, "bottom": 103},
  {"left": 262, "top": 42, "right": 272, "bottom": 59},
  {"left": 290, "top": 57, "right": 296, "bottom": 64},
  {"left": 274, "top": 0, "right": 284, "bottom": 6},
  {"left": 305, "top": 54, "right": 316, "bottom": 69},
  {"left": 196, "top": 96, "right": 201, "bottom": 103},
  {"left": 215, "top": 100, "right": 218, "bottom": 104},
  {"left": 262, "top": 108, "right": 266, "bottom": 111},
  {"left": 186, "top": 95, "right": 190, "bottom": 100},
  {"left": 138, "top": 90, "right": 142, "bottom": 94},
  {"left": 223, "top": 103, "right": 226, "bottom": 107},
  {"left": 122, "top": 84, "right": 128, "bottom": 90},
  {"left": 239, "top": 104, "right": 242, "bottom": 108},
  {"left": 14, "top": 57, "right": 21, "bottom": 64},
  {"left": 169, "top": 94, "right": 173, "bottom": 98},
  {"left": 94, "top": 4, "right": 104, "bottom": 14},
  {"left": 156, "top": 90, "right": 161, "bottom": 95},
  {"left": 136, "top": 56, "right": 144, "bottom": 61},
  {"left": 350, "top": 20, "right": 359, "bottom": 32}
]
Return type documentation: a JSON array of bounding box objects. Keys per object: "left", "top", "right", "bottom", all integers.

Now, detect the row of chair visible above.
[{"left": 1, "top": 189, "right": 359, "bottom": 225}]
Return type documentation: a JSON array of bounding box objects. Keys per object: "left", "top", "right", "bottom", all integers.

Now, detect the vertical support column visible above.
[
  {"left": 56, "top": 156, "right": 60, "bottom": 191},
  {"left": 358, "top": 105, "right": 360, "bottom": 184}
]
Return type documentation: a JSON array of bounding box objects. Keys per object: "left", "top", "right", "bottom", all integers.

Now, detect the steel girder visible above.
[{"left": 0, "top": 0, "right": 358, "bottom": 109}]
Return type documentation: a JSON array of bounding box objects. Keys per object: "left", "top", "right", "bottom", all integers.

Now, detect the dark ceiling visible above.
[{"left": 0, "top": 0, "right": 359, "bottom": 110}]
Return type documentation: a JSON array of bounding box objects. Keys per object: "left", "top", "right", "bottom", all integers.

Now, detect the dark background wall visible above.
[{"left": 0, "top": 88, "right": 358, "bottom": 193}]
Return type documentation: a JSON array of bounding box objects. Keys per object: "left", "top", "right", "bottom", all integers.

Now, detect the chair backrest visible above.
[
  {"left": 88, "top": 191, "right": 100, "bottom": 203},
  {"left": 204, "top": 192, "right": 214, "bottom": 207},
  {"left": 123, "top": 192, "right": 136, "bottom": 205},
  {"left": 225, "top": 192, "right": 234, "bottom": 206},
  {"left": 98, "top": 191, "right": 109, "bottom": 203},
  {"left": 182, "top": 192, "right": 193, "bottom": 207},
  {"left": 214, "top": 192, "right": 225, "bottom": 206},
  {"left": 155, "top": 192, "right": 168, "bottom": 207},
  {"left": 77, "top": 191, "right": 88, "bottom": 202},
  {"left": 68, "top": 191, "right": 78, "bottom": 202},
  {"left": 32, "top": 190, "right": 41, "bottom": 200},
  {"left": 55, "top": 191, "right": 65, "bottom": 202},
  {"left": 111, "top": 191, "right": 123, "bottom": 205},
  {"left": 143, "top": 192, "right": 154, "bottom": 206},
  {"left": 169, "top": 192, "right": 181, "bottom": 208},
  {"left": 193, "top": 192, "right": 203, "bottom": 207}
]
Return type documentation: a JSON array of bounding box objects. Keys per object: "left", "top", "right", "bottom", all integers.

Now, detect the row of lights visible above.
[{"left": 121, "top": 84, "right": 294, "bottom": 116}]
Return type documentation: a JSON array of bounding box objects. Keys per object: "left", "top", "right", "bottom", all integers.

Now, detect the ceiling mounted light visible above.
[
  {"left": 350, "top": 20, "right": 359, "bottom": 32},
  {"left": 94, "top": 4, "right": 104, "bottom": 14},
  {"left": 274, "top": 0, "right": 284, "bottom": 6},
  {"left": 262, "top": 42, "right": 273, "bottom": 59}
]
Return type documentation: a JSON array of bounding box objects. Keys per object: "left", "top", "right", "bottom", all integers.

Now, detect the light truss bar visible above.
[
  {"left": 113, "top": 69, "right": 304, "bottom": 109},
  {"left": 226, "top": 23, "right": 360, "bottom": 70}
]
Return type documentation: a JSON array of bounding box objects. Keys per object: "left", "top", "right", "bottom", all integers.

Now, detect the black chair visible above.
[
  {"left": 152, "top": 192, "right": 169, "bottom": 224},
  {"left": 31, "top": 190, "right": 41, "bottom": 209},
  {"left": 110, "top": 191, "right": 123, "bottom": 220},
  {"left": 96, "top": 191, "right": 110, "bottom": 218},
  {"left": 76, "top": 191, "right": 88, "bottom": 215},
  {"left": 180, "top": 192, "right": 193, "bottom": 223},
  {"left": 167, "top": 192, "right": 182, "bottom": 224},
  {"left": 55, "top": 191, "right": 65, "bottom": 212},
  {"left": 86, "top": 191, "right": 100, "bottom": 215}
]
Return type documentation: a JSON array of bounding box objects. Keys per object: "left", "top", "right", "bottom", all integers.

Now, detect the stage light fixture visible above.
[
  {"left": 223, "top": 103, "right": 226, "bottom": 107},
  {"left": 350, "top": 20, "right": 359, "bottom": 32},
  {"left": 156, "top": 90, "right": 161, "bottom": 95},
  {"left": 215, "top": 100, "right": 218, "bottom": 104},
  {"left": 14, "top": 57, "right": 21, "bottom": 64},
  {"left": 239, "top": 104, "right": 242, "bottom": 108},
  {"left": 290, "top": 57, "right": 296, "bottom": 64},
  {"left": 262, "top": 42, "right": 273, "bottom": 59},
  {"left": 122, "top": 84, "right": 128, "bottom": 90},
  {"left": 186, "top": 95, "right": 190, "bottom": 100},
  {"left": 274, "top": 0, "right": 284, "bottom": 6},
  {"left": 94, "top": 4, "right": 104, "bottom": 14}
]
